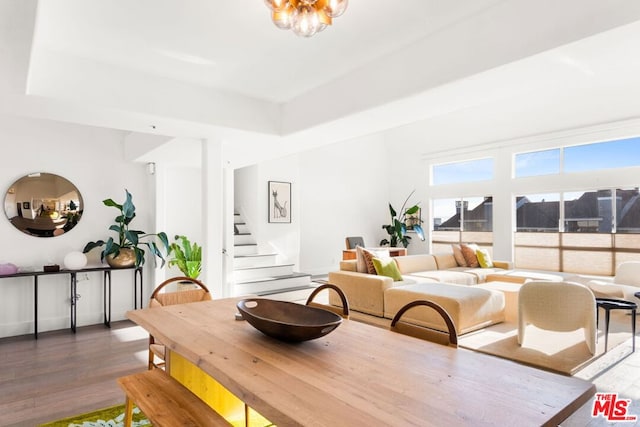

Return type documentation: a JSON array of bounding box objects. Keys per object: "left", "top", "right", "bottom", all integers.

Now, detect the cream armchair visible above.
[
  {"left": 518, "top": 281, "right": 597, "bottom": 355},
  {"left": 588, "top": 261, "right": 640, "bottom": 301}
]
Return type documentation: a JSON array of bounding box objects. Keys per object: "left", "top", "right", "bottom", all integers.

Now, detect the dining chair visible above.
[
  {"left": 148, "top": 276, "right": 212, "bottom": 370},
  {"left": 305, "top": 283, "right": 350, "bottom": 318},
  {"left": 345, "top": 236, "right": 365, "bottom": 250},
  {"left": 390, "top": 300, "right": 458, "bottom": 347}
]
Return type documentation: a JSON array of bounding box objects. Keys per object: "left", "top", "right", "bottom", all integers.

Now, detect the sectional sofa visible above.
[{"left": 328, "top": 252, "right": 513, "bottom": 334}]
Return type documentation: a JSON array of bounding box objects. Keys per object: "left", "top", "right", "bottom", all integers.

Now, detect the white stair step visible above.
[
  {"left": 234, "top": 223, "right": 250, "bottom": 234},
  {"left": 234, "top": 233, "right": 255, "bottom": 245},
  {"left": 235, "top": 244, "right": 258, "bottom": 256},
  {"left": 234, "top": 273, "right": 312, "bottom": 296},
  {"left": 234, "top": 253, "right": 278, "bottom": 268},
  {"left": 234, "top": 264, "right": 294, "bottom": 281},
  {"left": 234, "top": 214, "right": 244, "bottom": 224},
  {"left": 259, "top": 285, "right": 318, "bottom": 303}
]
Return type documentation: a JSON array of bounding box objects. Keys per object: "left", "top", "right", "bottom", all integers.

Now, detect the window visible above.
[
  {"left": 565, "top": 137, "right": 640, "bottom": 173},
  {"left": 432, "top": 197, "right": 493, "bottom": 253},
  {"left": 432, "top": 158, "right": 493, "bottom": 185},
  {"left": 516, "top": 193, "right": 560, "bottom": 232},
  {"left": 433, "top": 197, "right": 492, "bottom": 232},
  {"left": 515, "top": 149, "right": 560, "bottom": 177}
]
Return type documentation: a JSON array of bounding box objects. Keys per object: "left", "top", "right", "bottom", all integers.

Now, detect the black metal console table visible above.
[{"left": 0, "top": 266, "right": 142, "bottom": 339}]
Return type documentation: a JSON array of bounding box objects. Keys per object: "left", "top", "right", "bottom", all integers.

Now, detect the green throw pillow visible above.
[
  {"left": 476, "top": 248, "right": 494, "bottom": 268},
  {"left": 372, "top": 257, "right": 403, "bottom": 281}
]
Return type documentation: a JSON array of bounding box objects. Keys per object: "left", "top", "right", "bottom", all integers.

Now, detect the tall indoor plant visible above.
[
  {"left": 380, "top": 190, "right": 425, "bottom": 248},
  {"left": 83, "top": 189, "right": 169, "bottom": 268},
  {"left": 168, "top": 235, "right": 202, "bottom": 279}
]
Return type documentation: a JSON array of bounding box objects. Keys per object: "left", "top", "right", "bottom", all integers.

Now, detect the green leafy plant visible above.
[
  {"left": 82, "top": 189, "right": 169, "bottom": 267},
  {"left": 380, "top": 190, "right": 425, "bottom": 248},
  {"left": 168, "top": 235, "right": 202, "bottom": 279}
]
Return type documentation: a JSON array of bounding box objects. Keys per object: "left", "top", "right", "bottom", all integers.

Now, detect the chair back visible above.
[
  {"left": 149, "top": 276, "right": 211, "bottom": 308},
  {"left": 305, "top": 283, "right": 350, "bottom": 318},
  {"left": 615, "top": 262, "right": 640, "bottom": 286},
  {"left": 390, "top": 300, "right": 458, "bottom": 347},
  {"left": 518, "top": 281, "right": 595, "bottom": 332},
  {"left": 345, "top": 236, "right": 365, "bottom": 250}
]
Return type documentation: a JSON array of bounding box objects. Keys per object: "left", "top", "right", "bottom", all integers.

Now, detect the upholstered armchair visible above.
[
  {"left": 588, "top": 261, "right": 640, "bottom": 301},
  {"left": 518, "top": 281, "right": 597, "bottom": 355}
]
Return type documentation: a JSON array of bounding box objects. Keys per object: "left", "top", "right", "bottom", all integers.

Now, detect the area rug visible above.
[
  {"left": 39, "top": 404, "right": 150, "bottom": 427},
  {"left": 458, "top": 311, "right": 635, "bottom": 376}
]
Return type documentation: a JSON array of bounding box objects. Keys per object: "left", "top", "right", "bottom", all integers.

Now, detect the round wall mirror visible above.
[{"left": 4, "top": 172, "right": 84, "bottom": 237}]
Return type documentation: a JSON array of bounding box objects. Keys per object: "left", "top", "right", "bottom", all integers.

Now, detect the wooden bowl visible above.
[{"left": 237, "top": 298, "right": 342, "bottom": 342}]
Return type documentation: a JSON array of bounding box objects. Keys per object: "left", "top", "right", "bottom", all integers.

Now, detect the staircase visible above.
[{"left": 233, "top": 213, "right": 315, "bottom": 302}]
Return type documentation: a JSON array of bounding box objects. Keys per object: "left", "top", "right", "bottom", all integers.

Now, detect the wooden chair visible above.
[
  {"left": 148, "top": 276, "right": 211, "bottom": 370},
  {"left": 305, "top": 284, "right": 350, "bottom": 318},
  {"left": 390, "top": 300, "right": 458, "bottom": 347},
  {"left": 345, "top": 236, "right": 365, "bottom": 250}
]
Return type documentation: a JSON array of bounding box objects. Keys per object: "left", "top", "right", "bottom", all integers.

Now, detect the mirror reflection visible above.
[{"left": 4, "top": 172, "right": 83, "bottom": 237}]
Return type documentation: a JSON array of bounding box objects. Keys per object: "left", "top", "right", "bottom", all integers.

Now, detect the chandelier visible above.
[{"left": 264, "top": 0, "right": 349, "bottom": 38}]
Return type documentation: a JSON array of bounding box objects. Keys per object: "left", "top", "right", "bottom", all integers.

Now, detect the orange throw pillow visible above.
[{"left": 460, "top": 243, "right": 480, "bottom": 268}]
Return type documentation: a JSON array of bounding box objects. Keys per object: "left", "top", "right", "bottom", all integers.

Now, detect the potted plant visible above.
[
  {"left": 168, "top": 235, "right": 202, "bottom": 279},
  {"left": 83, "top": 189, "right": 169, "bottom": 268},
  {"left": 380, "top": 190, "right": 425, "bottom": 248}
]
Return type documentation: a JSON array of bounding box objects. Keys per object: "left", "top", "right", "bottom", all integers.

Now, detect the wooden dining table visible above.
[{"left": 127, "top": 297, "right": 595, "bottom": 426}]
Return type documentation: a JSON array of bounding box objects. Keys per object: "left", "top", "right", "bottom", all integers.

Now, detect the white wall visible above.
[
  {"left": 0, "top": 115, "right": 157, "bottom": 338},
  {"left": 156, "top": 164, "right": 203, "bottom": 281},
  {"left": 298, "top": 134, "right": 391, "bottom": 275},
  {"left": 235, "top": 156, "right": 301, "bottom": 266}
]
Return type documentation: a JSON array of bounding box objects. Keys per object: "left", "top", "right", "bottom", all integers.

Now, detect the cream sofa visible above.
[{"left": 327, "top": 252, "right": 512, "bottom": 334}]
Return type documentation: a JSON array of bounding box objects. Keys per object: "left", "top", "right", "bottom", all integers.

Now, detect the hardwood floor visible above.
[
  {"left": 0, "top": 318, "right": 637, "bottom": 426},
  {"left": 0, "top": 321, "right": 148, "bottom": 427}
]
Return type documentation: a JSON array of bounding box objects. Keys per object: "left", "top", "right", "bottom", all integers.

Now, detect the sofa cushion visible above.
[
  {"left": 372, "top": 257, "right": 402, "bottom": 281},
  {"left": 358, "top": 247, "right": 390, "bottom": 274},
  {"left": 460, "top": 243, "right": 480, "bottom": 268},
  {"left": 394, "top": 254, "right": 437, "bottom": 274},
  {"left": 384, "top": 283, "right": 505, "bottom": 335},
  {"left": 340, "top": 260, "right": 358, "bottom": 272},
  {"left": 476, "top": 248, "right": 494, "bottom": 268},
  {"left": 433, "top": 253, "right": 458, "bottom": 270},
  {"left": 404, "top": 270, "right": 477, "bottom": 285},
  {"left": 450, "top": 267, "right": 506, "bottom": 283},
  {"left": 451, "top": 244, "right": 467, "bottom": 267}
]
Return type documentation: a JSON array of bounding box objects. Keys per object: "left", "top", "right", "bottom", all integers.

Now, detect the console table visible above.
[
  {"left": 342, "top": 247, "right": 407, "bottom": 260},
  {"left": 0, "top": 266, "right": 142, "bottom": 339}
]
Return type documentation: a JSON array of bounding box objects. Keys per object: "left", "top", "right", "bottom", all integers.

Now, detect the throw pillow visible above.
[
  {"left": 476, "top": 248, "right": 494, "bottom": 268},
  {"left": 372, "top": 257, "right": 403, "bottom": 281},
  {"left": 355, "top": 246, "right": 369, "bottom": 273},
  {"left": 361, "top": 248, "right": 390, "bottom": 275},
  {"left": 460, "top": 243, "right": 480, "bottom": 268},
  {"left": 451, "top": 244, "right": 467, "bottom": 267}
]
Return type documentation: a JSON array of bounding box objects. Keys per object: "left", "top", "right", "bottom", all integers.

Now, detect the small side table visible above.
[{"left": 595, "top": 298, "right": 637, "bottom": 352}]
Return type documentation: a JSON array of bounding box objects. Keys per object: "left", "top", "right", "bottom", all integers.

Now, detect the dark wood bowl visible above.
[{"left": 237, "top": 298, "right": 342, "bottom": 342}]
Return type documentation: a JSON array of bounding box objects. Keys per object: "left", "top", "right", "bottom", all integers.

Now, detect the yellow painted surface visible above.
[{"left": 168, "top": 351, "right": 273, "bottom": 427}]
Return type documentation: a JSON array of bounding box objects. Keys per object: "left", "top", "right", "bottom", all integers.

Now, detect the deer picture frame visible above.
[{"left": 268, "top": 181, "right": 291, "bottom": 223}]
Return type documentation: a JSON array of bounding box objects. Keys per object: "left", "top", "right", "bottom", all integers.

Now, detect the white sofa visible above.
[{"left": 328, "top": 252, "right": 511, "bottom": 334}]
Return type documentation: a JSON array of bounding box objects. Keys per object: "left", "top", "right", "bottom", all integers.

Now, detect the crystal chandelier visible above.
[{"left": 264, "top": 0, "right": 349, "bottom": 38}]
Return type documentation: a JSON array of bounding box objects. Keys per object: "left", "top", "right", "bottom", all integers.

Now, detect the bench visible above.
[{"left": 117, "top": 368, "right": 232, "bottom": 427}]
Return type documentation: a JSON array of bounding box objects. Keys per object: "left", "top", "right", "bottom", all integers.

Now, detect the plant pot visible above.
[{"left": 106, "top": 248, "right": 136, "bottom": 268}]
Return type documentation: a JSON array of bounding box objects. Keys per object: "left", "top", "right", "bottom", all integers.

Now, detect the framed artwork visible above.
[
  {"left": 405, "top": 208, "right": 422, "bottom": 230},
  {"left": 268, "top": 181, "right": 291, "bottom": 223},
  {"left": 22, "top": 202, "right": 30, "bottom": 209}
]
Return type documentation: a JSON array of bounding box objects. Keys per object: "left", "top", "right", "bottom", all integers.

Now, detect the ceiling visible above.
[{"left": 2, "top": 0, "right": 640, "bottom": 167}]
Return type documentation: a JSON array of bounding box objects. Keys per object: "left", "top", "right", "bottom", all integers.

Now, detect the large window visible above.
[
  {"left": 515, "top": 187, "right": 640, "bottom": 275},
  {"left": 432, "top": 158, "right": 493, "bottom": 185},
  {"left": 432, "top": 197, "right": 493, "bottom": 253},
  {"left": 515, "top": 149, "right": 560, "bottom": 178},
  {"left": 515, "top": 137, "right": 640, "bottom": 178},
  {"left": 565, "top": 137, "right": 640, "bottom": 173}
]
